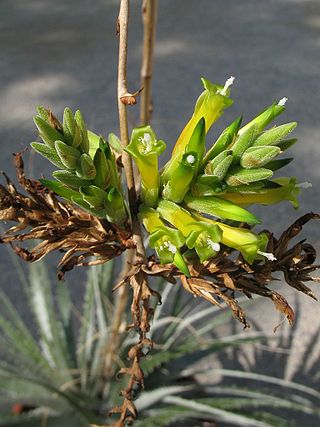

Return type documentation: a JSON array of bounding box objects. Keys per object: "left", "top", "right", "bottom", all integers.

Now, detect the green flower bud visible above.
[
  {"left": 55, "top": 140, "right": 81, "bottom": 169},
  {"left": 39, "top": 179, "right": 81, "bottom": 203},
  {"left": 36, "top": 106, "right": 50, "bottom": 121},
  {"left": 253, "top": 122, "right": 297, "bottom": 147},
  {"left": 71, "top": 123, "right": 82, "bottom": 148},
  {"left": 33, "top": 116, "right": 63, "bottom": 148},
  {"left": 79, "top": 185, "right": 108, "bottom": 210},
  {"left": 205, "top": 150, "right": 233, "bottom": 181},
  {"left": 162, "top": 151, "right": 198, "bottom": 203},
  {"left": 75, "top": 110, "right": 90, "bottom": 154},
  {"left": 238, "top": 99, "right": 287, "bottom": 136},
  {"left": 77, "top": 153, "right": 96, "bottom": 180},
  {"left": 105, "top": 187, "right": 128, "bottom": 225},
  {"left": 240, "top": 145, "right": 281, "bottom": 169},
  {"left": 184, "top": 193, "right": 261, "bottom": 225},
  {"left": 225, "top": 166, "right": 273, "bottom": 186},
  {"left": 52, "top": 170, "right": 91, "bottom": 189},
  {"left": 30, "top": 142, "right": 65, "bottom": 169},
  {"left": 93, "top": 148, "right": 111, "bottom": 190},
  {"left": 62, "top": 107, "right": 75, "bottom": 145},
  {"left": 230, "top": 125, "right": 258, "bottom": 164},
  {"left": 125, "top": 126, "right": 166, "bottom": 207},
  {"left": 202, "top": 116, "right": 242, "bottom": 168}
]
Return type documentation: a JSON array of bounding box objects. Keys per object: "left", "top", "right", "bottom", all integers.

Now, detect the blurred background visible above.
[{"left": 0, "top": 0, "right": 319, "bottom": 419}]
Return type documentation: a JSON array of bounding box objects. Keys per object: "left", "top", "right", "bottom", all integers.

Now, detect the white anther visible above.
[
  {"left": 139, "top": 133, "right": 153, "bottom": 154},
  {"left": 207, "top": 239, "right": 220, "bottom": 252},
  {"left": 278, "top": 97, "right": 288, "bottom": 106},
  {"left": 218, "top": 76, "right": 235, "bottom": 96},
  {"left": 163, "top": 241, "right": 177, "bottom": 254},
  {"left": 297, "top": 181, "right": 312, "bottom": 189},
  {"left": 186, "top": 154, "right": 196, "bottom": 164},
  {"left": 257, "top": 250, "right": 277, "bottom": 261}
]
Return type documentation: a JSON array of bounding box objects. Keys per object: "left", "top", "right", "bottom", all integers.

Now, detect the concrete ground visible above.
[{"left": 0, "top": 0, "right": 319, "bottom": 421}]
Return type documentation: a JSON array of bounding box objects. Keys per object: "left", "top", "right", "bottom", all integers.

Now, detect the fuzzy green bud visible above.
[
  {"left": 77, "top": 153, "right": 96, "bottom": 180},
  {"left": 240, "top": 145, "right": 281, "bottom": 169},
  {"left": 184, "top": 193, "right": 261, "bottom": 225},
  {"left": 33, "top": 116, "right": 63, "bottom": 148},
  {"left": 225, "top": 166, "right": 273, "bottom": 186},
  {"left": 30, "top": 142, "right": 65, "bottom": 169},
  {"left": 55, "top": 140, "right": 81, "bottom": 169},
  {"left": 253, "top": 122, "right": 297, "bottom": 147},
  {"left": 231, "top": 125, "right": 258, "bottom": 164},
  {"left": 52, "top": 170, "right": 91, "bottom": 189}
]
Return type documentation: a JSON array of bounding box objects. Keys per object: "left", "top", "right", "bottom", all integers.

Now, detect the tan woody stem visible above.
[{"left": 140, "top": 0, "right": 158, "bottom": 125}]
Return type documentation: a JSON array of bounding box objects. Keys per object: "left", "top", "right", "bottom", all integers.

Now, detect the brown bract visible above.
[{"left": 0, "top": 152, "right": 133, "bottom": 279}]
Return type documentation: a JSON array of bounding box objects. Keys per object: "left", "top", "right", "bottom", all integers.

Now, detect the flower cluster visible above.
[
  {"left": 128, "top": 78, "right": 302, "bottom": 272},
  {"left": 31, "top": 78, "right": 304, "bottom": 274},
  {"left": 32, "top": 107, "right": 128, "bottom": 225}
]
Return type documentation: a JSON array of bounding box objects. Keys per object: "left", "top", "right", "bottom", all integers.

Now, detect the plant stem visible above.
[
  {"left": 140, "top": 0, "right": 158, "bottom": 125},
  {"left": 117, "top": 0, "right": 146, "bottom": 261},
  {"left": 103, "top": 249, "right": 134, "bottom": 382}
]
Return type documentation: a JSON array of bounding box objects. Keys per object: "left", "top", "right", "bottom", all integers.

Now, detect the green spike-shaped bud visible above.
[
  {"left": 74, "top": 110, "right": 90, "bottom": 154},
  {"left": 33, "top": 116, "right": 63, "bottom": 148},
  {"left": 225, "top": 166, "right": 273, "bottom": 186},
  {"left": 202, "top": 116, "right": 242, "bottom": 167},
  {"left": 105, "top": 187, "right": 128, "bottom": 224},
  {"left": 253, "top": 122, "right": 297, "bottom": 147},
  {"left": 184, "top": 193, "right": 261, "bottom": 225},
  {"left": 77, "top": 153, "right": 96, "bottom": 180},
  {"left": 52, "top": 170, "right": 91, "bottom": 189},
  {"left": 30, "top": 142, "right": 65, "bottom": 169},
  {"left": 55, "top": 140, "right": 81, "bottom": 169},
  {"left": 205, "top": 149, "right": 233, "bottom": 181},
  {"left": 230, "top": 125, "right": 258, "bottom": 164},
  {"left": 93, "top": 148, "right": 111, "bottom": 190},
  {"left": 62, "top": 107, "right": 75, "bottom": 145},
  {"left": 240, "top": 145, "right": 281, "bottom": 169},
  {"left": 79, "top": 185, "right": 108, "bottom": 210}
]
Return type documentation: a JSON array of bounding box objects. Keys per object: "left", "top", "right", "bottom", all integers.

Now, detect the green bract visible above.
[{"left": 31, "top": 78, "right": 306, "bottom": 274}]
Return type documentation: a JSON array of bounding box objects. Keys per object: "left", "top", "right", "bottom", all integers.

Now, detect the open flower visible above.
[
  {"left": 125, "top": 126, "right": 166, "bottom": 207},
  {"left": 138, "top": 206, "right": 190, "bottom": 276}
]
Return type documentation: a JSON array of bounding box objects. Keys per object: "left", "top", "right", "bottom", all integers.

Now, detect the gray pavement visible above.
[{"left": 0, "top": 0, "right": 319, "bottom": 405}]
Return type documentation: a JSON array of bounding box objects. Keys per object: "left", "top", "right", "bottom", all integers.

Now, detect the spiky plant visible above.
[{"left": 1, "top": 257, "right": 319, "bottom": 427}]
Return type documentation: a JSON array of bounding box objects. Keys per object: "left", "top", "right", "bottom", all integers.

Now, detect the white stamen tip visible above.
[
  {"left": 186, "top": 154, "right": 196, "bottom": 164},
  {"left": 297, "top": 181, "right": 312, "bottom": 189},
  {"left": 257, "top": 250, "right": 277, "bottom": 261},
  {"left": 207, "top": 239, "right": 220, "bottom": 252},
  {"left": 278, "top": 97, "right": 288, "bottom": 106},
  {"left": 163, "top": 241, "right": 177, "bottom": 254},
  {"left": 218, "top": 76, "right": 235, "bottom": 96}
]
